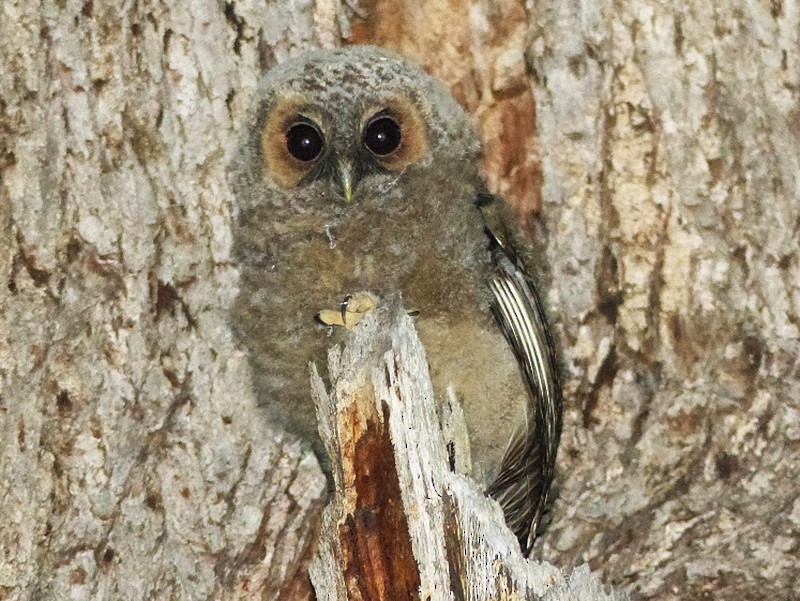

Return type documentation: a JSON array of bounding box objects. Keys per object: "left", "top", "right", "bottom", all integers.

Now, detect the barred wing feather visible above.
[{"left": 484, "top": 232, "right": 563, "bottom": 556}]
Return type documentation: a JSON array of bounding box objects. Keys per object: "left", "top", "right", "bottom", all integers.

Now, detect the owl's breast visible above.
[{"left": 324, "top": 201, "right": 493, "bottom": 317}]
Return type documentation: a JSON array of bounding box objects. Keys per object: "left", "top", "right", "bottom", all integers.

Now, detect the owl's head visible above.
[{"left": 230, "top": 46, "right": 480, "bottom": 214}]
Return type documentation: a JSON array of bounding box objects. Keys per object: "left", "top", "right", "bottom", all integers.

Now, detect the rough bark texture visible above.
[
  {"left": 308, "top": 301, "right": 625, "bottom": 601},
  {"left": 1, "top": 0, "right": 798, "bottom": 600},
  {"left": 0, "top": 2, "right": 334, "bottom": 599},
  {"left": 527, "top": 4, "right": 800, "bottom": 600}
]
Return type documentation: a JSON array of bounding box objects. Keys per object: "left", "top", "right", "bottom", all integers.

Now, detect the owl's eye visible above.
[
  {"left": 363, "top": 115, "right": 402, "bottom": 157},
  {"left": 285, "top": 120, "right": 324, "bottom": 162}
]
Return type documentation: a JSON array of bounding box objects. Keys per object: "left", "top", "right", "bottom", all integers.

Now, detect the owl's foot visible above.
[{"left": 316, "top": 291, "right": 378, "bottom": 330}]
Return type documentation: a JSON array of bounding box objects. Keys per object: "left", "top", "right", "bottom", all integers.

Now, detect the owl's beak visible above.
[{"left": 336, "top": 160, "right": 355, "bottom": 203}]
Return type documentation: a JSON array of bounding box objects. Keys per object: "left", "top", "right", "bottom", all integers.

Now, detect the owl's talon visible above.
[
  {"left": 317, "top": 292, "right": 378, "bottom": 330},
  {"left": 316, "top": 310, "right": 344, "bottom": 327}
]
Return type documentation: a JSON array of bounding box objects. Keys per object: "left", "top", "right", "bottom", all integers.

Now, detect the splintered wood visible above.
[{"left": 308, "top": 299, "right": 624, "bottom": 601}]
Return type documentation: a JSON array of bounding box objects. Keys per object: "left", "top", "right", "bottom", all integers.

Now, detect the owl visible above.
[{"left": 228, "top": 45, "right": 561, "bottom": 555}]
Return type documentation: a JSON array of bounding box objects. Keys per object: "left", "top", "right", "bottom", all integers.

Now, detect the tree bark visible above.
[
  {"left": 0, "top": 2, "right": 335, "bottom": 599},
  {"left": 526, "top": 3, "right": 800, "bottom": 599},
  {"left": 1, "top": 1, "right": 798, "bottom": 600}
]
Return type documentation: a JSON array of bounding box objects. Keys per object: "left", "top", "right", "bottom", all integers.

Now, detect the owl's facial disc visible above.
[
  {"left": 261, "top": 96, "right": 429, "bottom": 203},
  {"left": 261, "top": 99, "right": 329, "bottom": 189}
]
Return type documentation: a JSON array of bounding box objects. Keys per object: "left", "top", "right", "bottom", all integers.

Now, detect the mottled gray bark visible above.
[{"left": 528, "top": 1, "right": 800, "bottom": 598}]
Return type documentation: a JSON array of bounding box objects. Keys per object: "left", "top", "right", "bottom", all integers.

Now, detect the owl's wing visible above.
[{"left": 483, "top": 226, "right": 563, "bottom": 556}]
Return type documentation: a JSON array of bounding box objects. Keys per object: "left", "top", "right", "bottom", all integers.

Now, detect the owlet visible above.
[{"left": 228, "top": 45, "right": 562, "bottom": 554}]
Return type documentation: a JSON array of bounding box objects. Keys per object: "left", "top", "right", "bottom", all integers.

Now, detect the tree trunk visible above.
[
  {"left": 1, "top": 1, "right": 797, "bottom": 600},
  {"left": 526, "top": 3, "right": 800, "bottom": 599},
  {"left": 0, "top": 2, "right": 334, "bottom": 599}
]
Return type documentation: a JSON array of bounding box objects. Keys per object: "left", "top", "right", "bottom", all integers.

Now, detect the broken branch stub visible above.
[{"left": 308, "top": 299, "right": 625, "bottom": 601}]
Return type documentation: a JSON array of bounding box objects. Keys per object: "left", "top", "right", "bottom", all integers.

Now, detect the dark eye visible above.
[
  {"left": 285, "top": 120, "right": 324, "bottom": 162},
  {"left": 363, "top": 115, "right": 402, "bottom": 157}
]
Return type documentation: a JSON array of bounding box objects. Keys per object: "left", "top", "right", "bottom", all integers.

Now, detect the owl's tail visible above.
[{"left": 484, "top": 231, "right": 563, "bottom": 556}]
